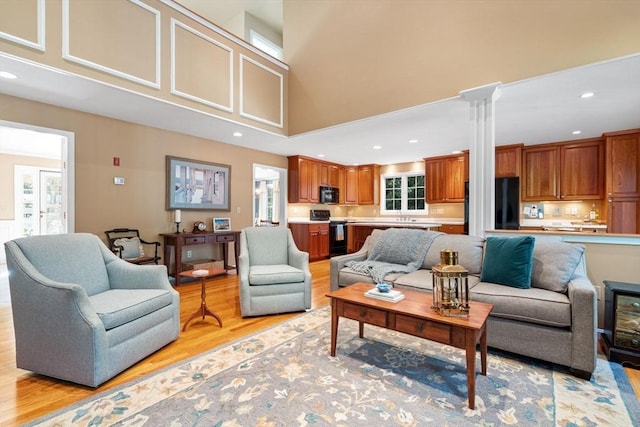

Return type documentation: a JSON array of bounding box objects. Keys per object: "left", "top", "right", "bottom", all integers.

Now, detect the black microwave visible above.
[{"left": 319, "top": 186, "right": 339, "bottom": 204}]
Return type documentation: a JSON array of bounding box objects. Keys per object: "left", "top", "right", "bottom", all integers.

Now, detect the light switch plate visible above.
[{"left": 114, "top": 177, "right": 125, "bottom": 185}]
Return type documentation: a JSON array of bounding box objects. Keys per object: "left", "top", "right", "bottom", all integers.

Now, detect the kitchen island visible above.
[{"left": 346, "top": 220, "right": 443, "bottom": 253}]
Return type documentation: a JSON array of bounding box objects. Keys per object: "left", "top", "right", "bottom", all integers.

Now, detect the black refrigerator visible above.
[{"left": 464, "top": 177, "right": 520, "bottom": 233}]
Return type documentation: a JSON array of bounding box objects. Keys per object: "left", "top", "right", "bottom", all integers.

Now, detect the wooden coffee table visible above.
[
  {"left": 179, "top": 268, "right": 227, "bottom": 331},
  {"left": 326, "top": 282, "right": 493, "bottom": 409}
]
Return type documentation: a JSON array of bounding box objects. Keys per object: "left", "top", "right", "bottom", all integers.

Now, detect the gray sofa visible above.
[
  {"left": 5, "top": 233, "right": 180, "bottom": 387},
  {"left": 330, "top": 229, "right": 597, "bottom": 378}
]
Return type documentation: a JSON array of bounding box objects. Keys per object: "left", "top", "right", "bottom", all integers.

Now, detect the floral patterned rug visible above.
[{"left": 27, "top": 306, "right": 639, "bottom": 426}]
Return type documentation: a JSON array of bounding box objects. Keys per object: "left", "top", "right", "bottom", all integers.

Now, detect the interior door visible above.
[{"left": 39, "top": 170, "right": 63, "bottom": 235}]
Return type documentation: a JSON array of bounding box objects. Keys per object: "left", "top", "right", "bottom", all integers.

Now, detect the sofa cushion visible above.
[
  {"left": 249, "top": 264, "right": 305, "bottom": 285},
  {"left": 471, "top": 282, "right": 571, "bottom": 327},
  {"left": 531, "top": 240, "right": 585, "bottom": 292},
  {"left": 393, "top": 269, "right": 481, "bottom": 293},
  {"left": 480, "top": 236, "right": 535, "bottom": 288},
  {"left": 89, "top": 289, "right": 174, "bottom": 330},
  {"left": 424, "top": 234, "right": 485, "bottom": 274}
]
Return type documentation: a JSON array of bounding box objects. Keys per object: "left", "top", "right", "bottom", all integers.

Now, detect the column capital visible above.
[{"left": 459, "top": 82, "right": 503, "bottom": 103}]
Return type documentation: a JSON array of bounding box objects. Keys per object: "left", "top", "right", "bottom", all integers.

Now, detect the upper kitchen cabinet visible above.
[
  {"left": 320, "top": 163, "right": 340, "bottom": 188},
  {"left": 424, "top": 153, "right": 468, "bottom": 203},
  {"left": 522, "top": 138, "right": 604, "bottom": 201},
  {"left": 288, "top": 156, "right": 320, "bottom": 203},
  {"left": 357, "top": 164, "right": 380, "bottom": 205},
  {"left": 495, "top": 144, "right": 523, "bottom": 177},
  {"left": 342, "top": 166, "right": 359, "bottom": 205},
  {"left": 604, "top": 129, "right": 640, "bottom": 234}
]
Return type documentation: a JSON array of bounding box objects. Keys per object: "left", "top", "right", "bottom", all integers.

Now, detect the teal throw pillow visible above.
[{"left": 480, "top": 236, "right": 535, "bottom": 288}]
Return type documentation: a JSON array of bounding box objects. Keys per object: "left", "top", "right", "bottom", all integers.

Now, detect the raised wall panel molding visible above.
[
  {"left": 0, "top": 0, "right": 45, "bottom": 52},
  {"left": 239, "top": 54, "right": 284, "bottom": 128},
  {"left": 170, "top": 19, "right": 233, "bottom": 113},
  {"left": 62, "top": 0, "right": 161, "bottom": 89},
  {"left": 158, "top": 0, "right": 288, "bottom": 72}
]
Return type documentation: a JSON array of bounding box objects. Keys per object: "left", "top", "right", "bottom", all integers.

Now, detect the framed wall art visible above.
[
  {"left": 213, "top": 217, "right": 231, "bottom": 232},
  {"left": 166, "top": 156, "right": 231, "bottom": 211}
]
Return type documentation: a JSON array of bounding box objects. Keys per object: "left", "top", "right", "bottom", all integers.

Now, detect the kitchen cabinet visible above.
[
  {"left": 424, "top": 153, "right": 468, "bottom": 203},
  {"left": 347, "top": 225, "right": 376, "bottom": 253},
  {"left": 288, "top": 156, "right": 320, "bottom": 203},
  {"left": 495, "top": 144, "right": 523, "bottom": 178},
  {"left": 320, "top": 163, "right": 340, "bottom": 187},
  {"left": 343, "top": 166, "right": 359, "bottom": 205},
  {"left": 604, "top": 129, "right": 640, "bottom": 234},
  {"left": 438, "top": 224, "right": 465, "bottom": 234},
  {"left": 357, "top": 164, "right": 380, "bottom": 205},
  {"left": 289, "top": 223, "right": 329, "bottom": 261},
  {"left": 522, "top": 138, "right": 604, "bottom": 201}
]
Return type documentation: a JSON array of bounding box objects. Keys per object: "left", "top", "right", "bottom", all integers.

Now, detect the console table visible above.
[{"left": 160, "top": 231, "right": 240, "bottom": 286}]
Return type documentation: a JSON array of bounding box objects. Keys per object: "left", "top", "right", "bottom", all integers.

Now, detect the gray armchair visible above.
[
  {"left": 4, "top": 233, "right": 180, "bottom": 387},
  {"left": 238, "top": 227, "right": 312, "bottom": 317}
]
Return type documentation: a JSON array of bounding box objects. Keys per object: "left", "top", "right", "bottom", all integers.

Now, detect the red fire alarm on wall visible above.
[{"left": 113, "top": 157, "right": 120, "bottom": 166}]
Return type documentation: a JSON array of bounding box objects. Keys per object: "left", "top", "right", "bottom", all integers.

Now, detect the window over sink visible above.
[{"left": 380, "top": 172, "right": 427, "bottom": 215}]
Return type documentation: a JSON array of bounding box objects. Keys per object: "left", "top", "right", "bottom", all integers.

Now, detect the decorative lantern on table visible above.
[{"left": 432, "top": 249, "right": 470, "bottom": 317}]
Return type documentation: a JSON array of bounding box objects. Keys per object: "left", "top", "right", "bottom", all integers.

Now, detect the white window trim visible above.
[
  {"left": 380, "top": 172, "right": 428, "bottom": 216},
  {"left": 249, "top": 30, "right": 283, "bottom": 60}
]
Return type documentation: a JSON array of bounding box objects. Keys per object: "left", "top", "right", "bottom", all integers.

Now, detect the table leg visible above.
[
  {"left": 359, "top": 321, "right": 364, "bottom": 338},
  {"left": 182, "top": 277, "right": 223, "bottom": 331},
  {"left": 330, "top": 300, "right": 339, "bottom": 357},
  {"left": 480, "top": 323, "right": 488, "bottom": 376},
  {"left": 174, "top": 242, "right": 183, "bottom": 286},
  {"left": 465, "top": 329, "right": 477, "bottom": 410}
]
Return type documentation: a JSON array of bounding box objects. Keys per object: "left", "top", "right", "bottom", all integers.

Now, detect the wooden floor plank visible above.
[{"left": 0, "top": 259, "right": 637, "bottom": 426}]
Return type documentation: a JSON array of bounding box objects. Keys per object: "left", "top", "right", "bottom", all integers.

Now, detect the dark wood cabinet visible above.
[
  {"left": 320, "top": 163, "right": 340, "bottom": 187},
  {"left": 357, "top": 164, "right": 380, "bottom": 205},
  {"left": 438, "top": 224, "right": 465, "bottom": 234},
  {"left": 522, "top": 138, "right": 604, "bottom": 201},
  {"left": 288, "top": 156, "right": 320, "bottom": 203},
  {"left": 425, "top": 153, "right": 468, "bottom": 203},
  {"left": 343, "top": 166, "right": 359, "bottom": 205},
  {"left": 289, "top": 223, "right": 329, "bottom": 261},
  {"left": 495, "top": 144, "right": 523, "bottom": 178},
  {"left": 347, "top": 225, "right": 376, "bottom": 253},
  {"left": 602, "top": 280, "right": 640, "bottom": 367},
  {"left": 604, "top": 129, "right": 640, "bottom": 234}
]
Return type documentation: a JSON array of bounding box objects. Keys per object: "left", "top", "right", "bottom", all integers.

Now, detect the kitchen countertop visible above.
[
  {"left": 288, "top": 217, "right": 460, "bottom": 226},
  {"left": 520, "top": 219, "right": 607, "bottom": 232},
  {"left": 487, "top": 229, "right": 640, "bottom": 246}
]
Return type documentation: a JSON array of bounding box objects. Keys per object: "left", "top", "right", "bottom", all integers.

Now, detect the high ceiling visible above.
[{"left": 1, "top": 2, "right": 638, "bottom": 166}]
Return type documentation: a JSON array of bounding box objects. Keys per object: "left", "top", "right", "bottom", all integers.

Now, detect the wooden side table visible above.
[{"left": 179, "top": 268, "right": 226, "bottom": 331}]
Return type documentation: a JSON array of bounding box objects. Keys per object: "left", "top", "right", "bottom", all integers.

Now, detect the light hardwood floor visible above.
[{"left": 0, "top": 260, "right": 638, "bottom": 426}]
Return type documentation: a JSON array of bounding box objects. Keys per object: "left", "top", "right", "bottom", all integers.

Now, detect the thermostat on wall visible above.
[{"left": 114, "top": 177, "right": 125, "bottom": 185}]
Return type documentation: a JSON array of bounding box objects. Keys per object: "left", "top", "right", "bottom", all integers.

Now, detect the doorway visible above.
[
  {"left": 0, "top": 121, "right": 75, "bottom": 262},
  {"left": 253, "top": 164, "right": 287, "bottom": 226}
]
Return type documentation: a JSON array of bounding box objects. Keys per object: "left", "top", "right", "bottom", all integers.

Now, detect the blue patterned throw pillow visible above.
[{"left": 480, "top": 236, "right": 535, "bottom": 288}]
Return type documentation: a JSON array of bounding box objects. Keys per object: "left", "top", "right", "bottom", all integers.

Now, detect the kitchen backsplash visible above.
[{"left": 521, "top": 201, "right": 604, "bottom": 222}]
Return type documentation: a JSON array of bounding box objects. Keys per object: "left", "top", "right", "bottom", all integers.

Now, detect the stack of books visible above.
[{"left": 364, "top": 287, "right": 405, "bottom": 302}]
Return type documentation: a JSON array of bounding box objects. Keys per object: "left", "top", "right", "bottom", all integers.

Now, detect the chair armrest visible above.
[
  {"left": 288, "top": 244, "right": 310, "bottom": 274},
  {"left": 139, "top": 239, "right": 160, "bottom": 247},
  {"left": 329, "top": 247, "right": 369, "bottom": 291},
  {"left": 567, "top": 274, "right": 597, "bottom": 373},
  {"left": 106, "top": 258, "right": 172, "bottom": 290}
]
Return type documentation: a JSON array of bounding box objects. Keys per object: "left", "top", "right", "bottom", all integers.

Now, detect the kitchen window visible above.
[{"left": 381, "top": 172, "right": 427, "bottom": 215}]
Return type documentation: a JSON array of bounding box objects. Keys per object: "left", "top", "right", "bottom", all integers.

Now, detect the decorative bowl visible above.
[{"left": 376, "top": 283, "right": 392, "bottom": 293}]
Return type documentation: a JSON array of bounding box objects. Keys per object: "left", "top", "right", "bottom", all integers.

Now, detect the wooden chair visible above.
[{"left": 104, "top": 228, "right": 161, "bottom": 265}]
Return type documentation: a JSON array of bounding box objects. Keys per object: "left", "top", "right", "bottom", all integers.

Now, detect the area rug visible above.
[{"left": 26, "top": 306, "right": 639, "bottom": 426}]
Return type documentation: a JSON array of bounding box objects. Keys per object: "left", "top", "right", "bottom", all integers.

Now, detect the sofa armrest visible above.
[
  {"left": 329, "top": 246, "right": 369, "bottom": 291},
  {"left": 567, "top": 274, "right": 597, "bottom": 374}
]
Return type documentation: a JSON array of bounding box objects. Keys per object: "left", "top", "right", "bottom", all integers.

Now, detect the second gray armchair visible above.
[{"left": 238, "top": 227, "right": 312, "bottom": 317}]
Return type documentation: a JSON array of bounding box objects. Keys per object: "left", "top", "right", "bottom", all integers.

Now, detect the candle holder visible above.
[
  {"left": 175, "top": 222, "right": 181, "bottom": 234},
  {"left": 432, "top": 249, "right": 470, "bottom": 317}
]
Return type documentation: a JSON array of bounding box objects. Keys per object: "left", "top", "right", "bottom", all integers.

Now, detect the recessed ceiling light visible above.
[
  {"left": 373, "top": 145, "right": 382, "bottom": 150},
  {"left": 317, "top": 154, "right": 325, "bottom": 158},
  {"left": 452, "top": 150, "right": 463, "bottom": 154},
  {"left": 572, "top": 130, "right": 582, "bottom": 135},
  {"left": 580, "top": 92, "right": 595, "bottom": 99},
  {"left": 409, "top": 139, "right": 418, "bottom": 144},
  {"left": 232, "top": 131, "right": 243, "bottom": 137},
  {"left": 352, "top": 162, "right": 359, "bottom": 166},
  {"left": 0, "top": 71, "right": 17, "bottom": 79}
]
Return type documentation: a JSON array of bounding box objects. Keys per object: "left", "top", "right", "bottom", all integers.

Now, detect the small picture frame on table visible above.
[{"left": 213, "top": 218, "right": 231, "bottom": 232}]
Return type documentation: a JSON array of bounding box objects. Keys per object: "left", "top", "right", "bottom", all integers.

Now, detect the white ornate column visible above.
[{"left": 459, "top": 82, "right": 502, "bottom": 237}]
